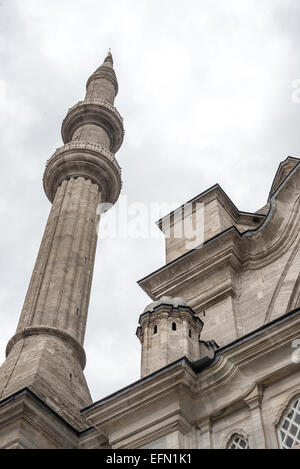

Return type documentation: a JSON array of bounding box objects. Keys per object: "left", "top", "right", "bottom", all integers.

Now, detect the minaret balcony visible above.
[{"left": 43, "top": 140, "right": 122, "bottom": 204}]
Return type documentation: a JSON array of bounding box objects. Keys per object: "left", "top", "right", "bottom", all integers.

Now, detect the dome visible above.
[{"left": 143, "top": 296, "right": 187, "bottom": 314}]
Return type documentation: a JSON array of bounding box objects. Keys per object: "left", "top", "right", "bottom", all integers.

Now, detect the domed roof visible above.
[{"left": 143, "top": 296, "right": 187, "bottom": 314}]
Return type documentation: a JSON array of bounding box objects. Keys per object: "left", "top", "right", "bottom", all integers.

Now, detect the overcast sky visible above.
[{"left": 1, "top": 0, "right": 300, "bottom": 401}]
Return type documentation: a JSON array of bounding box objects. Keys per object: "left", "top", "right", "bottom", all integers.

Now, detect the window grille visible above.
[
  {"left": 278, "top": 397, "right": 300, "bottom": 449},
  {"left": 227, "top": 434, "right": 249, "bottom": 449}
]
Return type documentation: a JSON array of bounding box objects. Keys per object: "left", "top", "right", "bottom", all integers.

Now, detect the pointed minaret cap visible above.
[
  {"left": 104, "top": 49, "right": 113, "bottom": 65},
  {"left": 85, "top": 49, "right": 118, "bottom": 97}
]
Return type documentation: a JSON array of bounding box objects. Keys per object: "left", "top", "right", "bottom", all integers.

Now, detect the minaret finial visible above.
[{"left": 105, "top": 48, "right": 113, "bottom": 64}]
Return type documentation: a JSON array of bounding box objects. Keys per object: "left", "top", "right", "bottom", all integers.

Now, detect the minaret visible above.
[{"left": 0, "top": 52, "right": 124, "bottom": 433}]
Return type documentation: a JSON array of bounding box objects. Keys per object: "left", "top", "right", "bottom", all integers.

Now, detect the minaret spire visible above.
[
  {"left": 84, "top": 51, "right": 119, "bottom": 106},
  {"left": 0, "top": 54, "right": 124, "bottom": 433},
  {"left": 105, "top": 49, "right": 113, "bottom": 64}
]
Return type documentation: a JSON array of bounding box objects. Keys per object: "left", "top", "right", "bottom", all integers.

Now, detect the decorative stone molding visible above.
[
  {"left": 137, "top": 297, "right": 203, "bottom": 377},
  {"left": 67, "top": 99, "right": 123, "bottom": 121},
  {"left": 143, "top": 296, "right": 188, "bottom": 313},
  {"left": 268, "top": 156, "right": 299, "bottom": 199},
  {"left": 245, "top": 193, "right": 300, "bottom": 270},
  {"left": 49, "top": 140, "right": 121, "bottom": 170},
  {"left": 244, "top": 383, "right": 264, "bottom": 408},
  {"left": 137, "top": 298, "right": 203, "bottom": 338},
  {"left": 6, "top": 326, "right": 87, "bottom": 370},
  {"left": 43, "top": 141, "right": 122, "bottom": 204},
  {"left": 114, "top": 414, "right": 192, "bottom": 449}
]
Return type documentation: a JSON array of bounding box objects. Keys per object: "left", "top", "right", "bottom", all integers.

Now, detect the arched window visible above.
[
  {"left": 153, "top": 325, "right": 158, "bottom": 335},
  {"left": 172, "top": 322, "right": 177, "bottom": 331},
  {"left": 189, "top": 329, "right": 192, "bottom": 338},
  {"left": 278, "top": 396, "right": 300, "bottom": 449},
  {"left": 227, "top": 434, "right": 249, "bottom": 449}
]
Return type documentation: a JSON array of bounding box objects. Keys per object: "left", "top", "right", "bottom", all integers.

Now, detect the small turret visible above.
[{"left": 136, "top": 297, "right": 204, "bottom": 377}]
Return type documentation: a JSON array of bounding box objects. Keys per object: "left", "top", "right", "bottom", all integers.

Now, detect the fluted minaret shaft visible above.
[
  {"left": 0, "top": 52, "right": 124, "bottom": 430},
  {"left": 15, "top": 177, "right": 100, "bottom": 345}
]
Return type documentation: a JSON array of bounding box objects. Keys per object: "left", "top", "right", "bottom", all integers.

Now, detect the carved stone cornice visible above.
[
  {"left": 82, "top": 360, "right": 196, "bottom": 425},
  {"left": 190, "top": 314, "right": 300, "bottom": 428},
  {"left": 139, "top": 229, "right": 243, "bottom": 308},
  {"left": 137, "top": 303, "right": 203, "bottom": 343},
  {"left": 268, "top": 156, "right": 299, "bottom": 200},
  {"left": 138, "top": 305, "right": 203, "bottom": 329},
  {"left": 49, "top": 140, "right": 121, "bottom": 170},
  {"left": 67, "top": 99, "right": 123, "bottom": 123},
  {"left": 43, "top": 141, "right": 122, "bottom": 204},
  {"left": 244, "top": 384, "right": 264, "bottom": 409},
  {"left": 245, "top": 194, "right": 300, "bottom": 270},
  {"left": 112, "top": 413, "right": 192, "bottom": 449},
  {"left": 157, "top": 184, "right": 266, "bottom": 234},
  {"left": 196, "top": 310, "right": 300, "bottom": 397}
]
